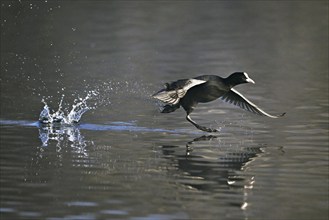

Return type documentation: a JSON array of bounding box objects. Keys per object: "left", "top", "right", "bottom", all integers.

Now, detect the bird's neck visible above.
[{"left": 224, "top": 76, "right": 244, "bottom": 88}]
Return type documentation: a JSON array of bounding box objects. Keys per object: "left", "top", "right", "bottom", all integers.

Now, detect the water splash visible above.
[
  {"left": 67, "top": 90, "right": 99, "bottom": 123},
  {"left": 37, "top": 90, "right": 98, "bottom": 150},
  {"left": 39, "top": 90, "right": 99, "bottom": 125}
]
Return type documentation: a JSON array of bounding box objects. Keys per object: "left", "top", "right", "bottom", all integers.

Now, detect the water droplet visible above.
[{"left": 38, "top": 90, "right": 100, "bottom": 125}]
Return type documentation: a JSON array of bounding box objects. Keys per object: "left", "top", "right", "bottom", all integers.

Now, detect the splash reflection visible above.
[{"left": 38, "top": 123, "right": 93, "bottom": 156}]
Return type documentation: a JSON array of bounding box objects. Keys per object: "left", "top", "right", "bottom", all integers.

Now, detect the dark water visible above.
[{"left": 1, "top": 1, "right": 328, "bottom": 220}]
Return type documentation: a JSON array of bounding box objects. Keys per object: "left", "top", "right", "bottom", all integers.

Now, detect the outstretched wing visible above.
[
  {"left": 152, "top": 79, "right": 206, "bottom": 105},
  {"left": 220, "top": 88, "right": 285, "bottom": 118}
]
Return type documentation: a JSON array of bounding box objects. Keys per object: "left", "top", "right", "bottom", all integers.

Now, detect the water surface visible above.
[{"left": 1, "top": 1, "right": 328, "bottom": 220}]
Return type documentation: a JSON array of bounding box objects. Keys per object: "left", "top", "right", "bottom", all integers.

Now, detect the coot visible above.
[{"left": 152, "top": 72, "right": 285, "bottom": 132}]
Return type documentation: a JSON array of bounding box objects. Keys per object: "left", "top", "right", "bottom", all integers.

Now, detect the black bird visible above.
[{"left": 152, "top": 72, "right": 285, "bottom": 132}]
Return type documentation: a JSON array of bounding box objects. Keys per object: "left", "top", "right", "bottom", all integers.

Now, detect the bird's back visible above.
[{"left": 183, "top": 75, "right": 230, "bottom": 103}]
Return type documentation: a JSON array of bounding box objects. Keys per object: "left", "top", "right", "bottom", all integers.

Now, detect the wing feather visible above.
[
  {"left": 220, "top": 88, "right": 285, "bottom": 118},
  {"left": 153, "top": 79, "right": 206, "bottom": 104}
]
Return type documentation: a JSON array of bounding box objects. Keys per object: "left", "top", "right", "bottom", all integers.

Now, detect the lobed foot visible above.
[{"left": 195, "top": 124, "right": 218, "bottom": 133}]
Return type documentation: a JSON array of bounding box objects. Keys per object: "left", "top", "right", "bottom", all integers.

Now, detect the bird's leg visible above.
[{"left": 186, "top": 114, "right": 218, "bottom": 133}]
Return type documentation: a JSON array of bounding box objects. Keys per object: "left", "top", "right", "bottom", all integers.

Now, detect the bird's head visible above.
[{"left": 227, "top": 72, "right": 255, "bottom": 87}]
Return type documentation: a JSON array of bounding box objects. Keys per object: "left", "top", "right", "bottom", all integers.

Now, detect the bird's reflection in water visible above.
[
  {"left": 160, "top": 135, "right": 265, "bottom": 212},
  {"left": 38, "top": 123, "right": 93, "bottom": 156}
]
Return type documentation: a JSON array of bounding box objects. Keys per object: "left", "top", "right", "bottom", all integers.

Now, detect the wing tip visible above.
[
  {"left": 269, "top": 112, "right": 286, "bottom": 118},
  {"left": 278, "top": 112, "right": 286, "bottom": 117},
  {"left": 152, "top": 89, "right": 165, "bottom": 98}
]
